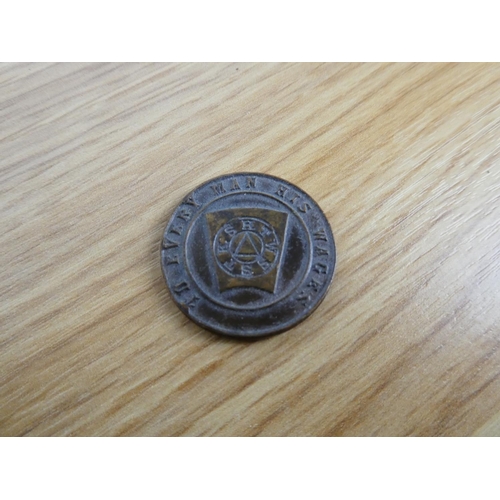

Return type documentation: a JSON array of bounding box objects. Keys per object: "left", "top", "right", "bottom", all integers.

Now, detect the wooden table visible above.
[{"left": 1, "top": 63, "right": 499, "bottom": 436}]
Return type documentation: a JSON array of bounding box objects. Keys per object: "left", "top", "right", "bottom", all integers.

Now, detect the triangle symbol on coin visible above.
[{"left": 235, "top": 232, "right": 260, "bottom": 255}]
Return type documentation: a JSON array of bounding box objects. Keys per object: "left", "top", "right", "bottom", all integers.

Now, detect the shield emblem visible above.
[{"left": 206, "top": 208, "right": 288, "bottom": 293}]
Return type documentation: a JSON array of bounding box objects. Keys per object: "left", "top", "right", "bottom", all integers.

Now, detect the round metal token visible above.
[{"left": 161, "top": 173, "right": 336, "bottom": 337}]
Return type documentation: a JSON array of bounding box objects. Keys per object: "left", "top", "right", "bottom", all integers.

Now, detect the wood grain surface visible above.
[{"left": 1, "top": 63, "right": 500, "bottom": 436}]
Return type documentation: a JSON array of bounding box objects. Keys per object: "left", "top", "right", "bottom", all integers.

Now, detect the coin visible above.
[{"left": 161, "top": 173, "right": 336, "bottom": 338}]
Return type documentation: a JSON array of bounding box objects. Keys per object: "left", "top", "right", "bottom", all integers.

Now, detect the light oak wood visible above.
[{"left": 1, "top": 63, "right": 499, "bottom": 436}]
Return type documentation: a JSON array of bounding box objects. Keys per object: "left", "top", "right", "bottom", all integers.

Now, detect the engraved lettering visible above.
[
  {"left": 315, "top": 246, "right": 329, "bottom": 257},
  {"left": 165, "top": 254, "right": 180, "bottom": 265},
  {"left": 241, "top": 264, "right": 253, "bottom": 277},
  {"left": 313, "top": 262, "right": 327, "bottom": 274},
  {"left": 163, "top": 237, "right": 179, "bottom": 249},
  {"left": 211, "top": 182, "right": 226, "bottom": 196},
  {"left": 224, "top": 259, "right": 236, "bottom": 272},
  {"left": 173, "top": 281, "right": 190, "bottom": 294},
  {"left": 296, "top": 291, "right": 311, "bottom": 304},
  {"left": 298, "top": 202, "right": 311, "bottom": 213},
  {"left": 313, "top": 228, "right": 328, "bottom": 241},
  {"left": 265, "top": 241, "right": 279, "bottom": 251},
  {"left": 276, "top": 184, "right": 289, "bottom": 198},
  {"left": 289, "top": 193, "right": 300, "bottom": 204},
  {"left": 260, "top": 225, "right": 273, "bottom": 237},
  {"left": 224, "top": 224, "right": 237, "bottom": 237},
  {"left": 257, "top": 258, "right": 271, "bottom": 271},
  {"left": 183, "top": 194, "right": 200, "bottom": 208},
  {"left": 170, "top": 224, "right": 183, "bottom": 236},
  {"left": 246, "top": 176, "right": 256, "bottom": 189},
  {"left": 182, "top": 295, "right": 200, "bottom": 309},
  {"left": 241, "top": 219, "right": 255, "bottom": 231},
  {"left": 307, "top": 278, "right": 322, "bottom": 291},
  {"left": 217, "top": 241, "right": 229, "bottom": 253},
  {"left": 177, "top": 208, "right": 191, "bottom": 221},
  {"left": 230, "top": 179, "right": 241, "bottom": 191}
]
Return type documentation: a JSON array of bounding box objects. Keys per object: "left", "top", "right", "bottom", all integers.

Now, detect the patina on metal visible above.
[{"left": 161, "top": 173, "right": 336, "bottom": 338}]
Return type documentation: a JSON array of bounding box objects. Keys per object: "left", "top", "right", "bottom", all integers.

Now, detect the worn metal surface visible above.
[{"left": 161, "top": 173, "right": 336, "bottom": 337}]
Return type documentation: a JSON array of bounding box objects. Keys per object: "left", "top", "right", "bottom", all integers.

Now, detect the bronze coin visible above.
[{"left": 160, "top": 173, "right": 336, "bottom": 338}]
